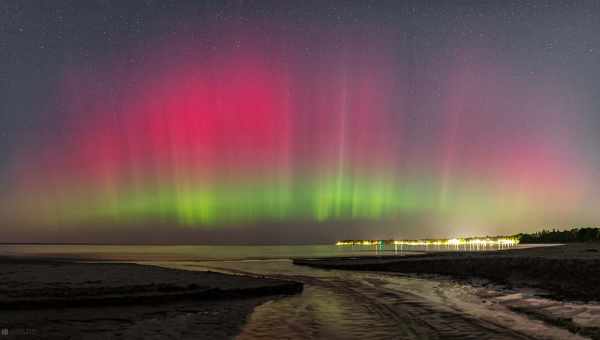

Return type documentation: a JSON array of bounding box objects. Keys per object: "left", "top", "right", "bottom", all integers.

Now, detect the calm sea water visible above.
[
  {"left": 0, "top": 244, "right": 400, "bottom": 261},
  {"left": 0, "top": 243, "right": 527, "bottom": 261}
]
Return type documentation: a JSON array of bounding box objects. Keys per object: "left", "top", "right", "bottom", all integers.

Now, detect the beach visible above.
[
  {"left": 0, "top": 257, "right": 302, "bottom": 339},
  {"left": 2, "top": 244, "right": 600, "bottom": 339},
  {"left": 294, "top": 243, "right": 600, "bottom": 339},
  {"left": 294, "top": 243, "right": 600, "bottom": 301}
]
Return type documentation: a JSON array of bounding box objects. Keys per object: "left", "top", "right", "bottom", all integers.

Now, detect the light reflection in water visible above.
[
  {"left": 157, "top": 260, "right": 584, "bottom": 340},
  {"left": 0, "top": 245, "right": 587, "bottom": 339}
]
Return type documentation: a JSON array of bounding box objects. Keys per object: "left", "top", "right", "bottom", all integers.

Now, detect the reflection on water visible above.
[
  {"left": 160, "top": 260, "right": 585, "bottom": 340},
  {"left": 0, "top": 244, "right": 415, "bottom": 261},
  {"left": 0, "top": 243, "right": 542, "bottom": 262},
  {"left": 0, "top": 245, "right": 591, "bottom": 339}
]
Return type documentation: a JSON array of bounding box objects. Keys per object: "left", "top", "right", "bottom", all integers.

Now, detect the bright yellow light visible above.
[{"left": 337, "top": 237, "right": 519, "bottom": 248}]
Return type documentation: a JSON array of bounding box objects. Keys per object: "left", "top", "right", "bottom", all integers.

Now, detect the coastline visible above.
[
  {"left": 3, "top": 244, "right": 600, "bottom": 338},
  {"left": 0, "top": 256, "right": 302, "bottom": 339},
  {"left": 294, "top": 243, "right": 600, "bottom": 301},
  {"left": 294, "top": 243, "right": 600, "bottom": 339}
]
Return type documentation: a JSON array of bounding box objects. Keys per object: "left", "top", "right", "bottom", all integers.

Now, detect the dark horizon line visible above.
[{"left": 0, "top": 242, "right": 334, "bottom": 246}]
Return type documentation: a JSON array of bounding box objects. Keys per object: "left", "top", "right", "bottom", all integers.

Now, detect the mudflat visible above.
[
  {"left": 0, "top": 257, "right": 302, "bottom": 339},
  {"left": 294, "top": 243, "right": 600, "bottom": 301}
]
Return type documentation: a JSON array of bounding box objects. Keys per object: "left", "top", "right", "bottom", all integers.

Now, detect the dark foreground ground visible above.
[
  {"left": 0, "top": 257, "right": 302, "bottom": 339},
  {"left": 294, "top": 244, "right": 600, "bottom": 339},
  {"left": 294, "top": 243, "right": 600, "bottom": 302}
]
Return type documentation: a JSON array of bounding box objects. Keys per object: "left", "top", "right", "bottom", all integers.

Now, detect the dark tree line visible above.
[{"left": 517, "top": 228, "right": 600, "bottom": 243}]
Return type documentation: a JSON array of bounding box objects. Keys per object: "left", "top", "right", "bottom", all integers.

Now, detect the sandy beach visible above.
[
  {"left": 0, "top": 257, "right": 302, "bottom": 339},
  {"left": 3, "top": 244, "right": 600, "bottom": 339},
  {"left": 295, "top": 244, "right": 600, "bottom": 300},
  {"left": 294, "top": 243, "right": 600, "bottom": 339}
]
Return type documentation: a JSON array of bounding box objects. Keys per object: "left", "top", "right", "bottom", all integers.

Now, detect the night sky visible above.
[{"left": 1, "top": 0, "right": 600, "bottom": 244}]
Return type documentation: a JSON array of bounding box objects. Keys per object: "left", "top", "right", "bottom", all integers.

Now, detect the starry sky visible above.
[{"left": 1, "top": 0, "right": 600, "bottom": 244}]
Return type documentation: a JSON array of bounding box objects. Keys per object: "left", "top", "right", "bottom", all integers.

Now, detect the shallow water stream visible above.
[
  {"left": 2, "top": 244, "right": 596, "bottom": 339},
  {"left": 158, "top": 259, "right": 586, "bottom": 340}
]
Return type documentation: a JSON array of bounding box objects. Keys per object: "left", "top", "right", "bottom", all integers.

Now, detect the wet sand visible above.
[
  {"left": 0, "top": 257, "right": 302, "bottom": 339},
  {"left": 294, "top": 244, "right": 600, "bottom": 300},
  {"left": 3, "top": 244, "right": 600, "bottom": 339},
  {"left": 166, "top": 259, "right": 588, "bottom": 339},
  {"left": 294, "top": 243, "right": 600, "bottom": 339}
]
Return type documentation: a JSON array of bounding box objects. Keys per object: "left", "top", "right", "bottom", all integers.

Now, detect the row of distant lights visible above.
[{"left": 335, "top": 238, "right": 519, "bottom": 247}]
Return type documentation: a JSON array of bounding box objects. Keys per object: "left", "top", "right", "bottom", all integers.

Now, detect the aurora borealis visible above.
[{"left": 2, "top": 1, "right": 600, "bottom": 243}]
